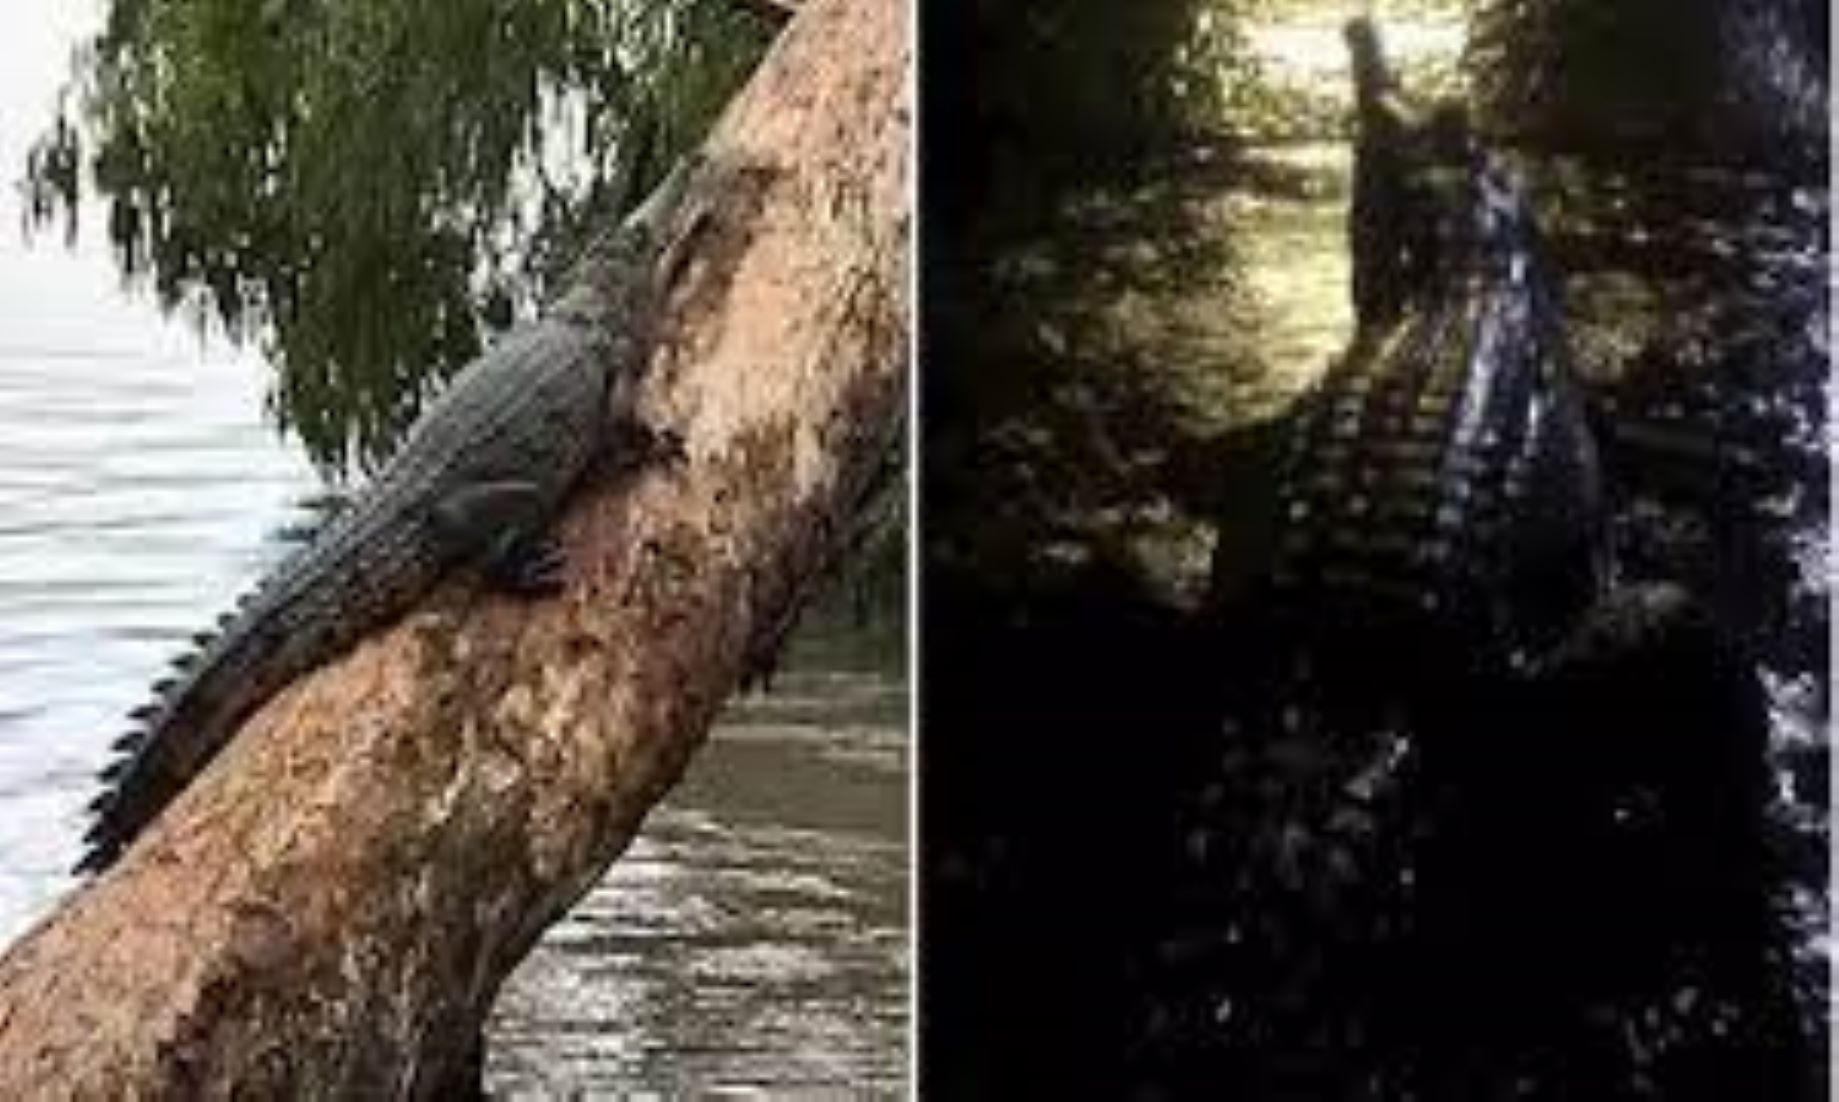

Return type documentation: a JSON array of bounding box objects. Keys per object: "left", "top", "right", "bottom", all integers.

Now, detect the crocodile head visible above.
[{"left": 548, "top": 153, "right": 702, "bottom": 329}]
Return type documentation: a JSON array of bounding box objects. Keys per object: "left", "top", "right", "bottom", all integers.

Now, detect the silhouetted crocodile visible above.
[
  {"left": 79, "top": 159, "right": 702, "bottom": 874},
  {"left": 1216, "top": 20, "right": 1674, "bottom": 712},
  {"left": 1153, "top": 22, "right": 1793, "bottom": 1096}
]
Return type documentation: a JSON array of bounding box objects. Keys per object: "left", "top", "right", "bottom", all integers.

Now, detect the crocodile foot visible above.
[
  {"left": 485, "top": 534, "right": 567, "bottom": 596},
  {"left": 601, "top": 417, "right": 686, "bottom": 476}
]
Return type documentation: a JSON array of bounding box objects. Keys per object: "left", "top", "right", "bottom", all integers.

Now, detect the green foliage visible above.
[
  {"left": 1468, "top": 0, "right": 1826, "bottom": 171},
  {"left": 26, "top": 0, "right": 773, "bottom": 476},
  {"left": 927, "top": 0, "right": 1249, "bottom": 242},
  {"left": 924, "top": 0, "right": 1259, "bottom": 592},
  {"left": 1470, "top": 0, "right": 1720, "bottom": 147}
]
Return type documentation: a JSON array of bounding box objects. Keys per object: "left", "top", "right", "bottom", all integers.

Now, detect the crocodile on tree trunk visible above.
[{"left": 79, "top": 158, "right": 703, "bottom": 875}]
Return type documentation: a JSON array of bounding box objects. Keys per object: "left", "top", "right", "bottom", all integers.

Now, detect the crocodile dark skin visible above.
[{"left": 79, "top": 160, "right": 701, "bottom": 874}]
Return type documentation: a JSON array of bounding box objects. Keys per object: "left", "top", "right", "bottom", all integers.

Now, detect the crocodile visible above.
[
  {"left": 78, "top": 158, "right": 702, "bottom": 875},
  {"left": 1236, "top": 19, "right": 1609, "bottom": 709},
  {"left": 1152, "top": 24, "right": 1792, "bottom": 1092}
]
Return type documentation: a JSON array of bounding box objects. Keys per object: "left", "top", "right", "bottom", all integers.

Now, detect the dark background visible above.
[{"left": 919, "top": 1, "right": 1829, "bottom": 1096}]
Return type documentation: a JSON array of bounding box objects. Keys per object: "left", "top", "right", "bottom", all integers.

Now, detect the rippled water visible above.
[
  {"left": 491, "top": 658, "right": 908, "bottom": 1095},
  {"left": 0, "top": 219, "right": 315, "bottom": 938},
  {"left": 0, "top": 2, "right": 908, "bottom": 1091}
]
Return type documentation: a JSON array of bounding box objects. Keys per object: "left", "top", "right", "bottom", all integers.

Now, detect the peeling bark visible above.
[{"left": 0, "top": 0, "right": 908, "bottom": 1093}]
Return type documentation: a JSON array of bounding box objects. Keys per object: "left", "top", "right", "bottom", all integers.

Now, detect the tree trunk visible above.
[{"left": 0, "top": 0, "right": 908, "bottom": 1093}]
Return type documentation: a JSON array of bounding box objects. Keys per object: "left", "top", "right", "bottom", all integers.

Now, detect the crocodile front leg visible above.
[
  {"left": 430, "top": 480, "right": 568, "bottom": 595},
  {"left": 597, "top": 414, "right": 686, "bottom": 476}
]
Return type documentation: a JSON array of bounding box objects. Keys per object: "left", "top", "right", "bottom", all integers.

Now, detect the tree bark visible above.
[{"left": 0, "top": 0, "right": 908, "bottom": 1094}]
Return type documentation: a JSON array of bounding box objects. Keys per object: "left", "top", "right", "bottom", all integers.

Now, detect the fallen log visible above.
[{"left": 0, "top": 0, "right": 908, "bottom": 1093}]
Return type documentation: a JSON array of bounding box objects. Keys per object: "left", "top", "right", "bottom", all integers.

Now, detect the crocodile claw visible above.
[
  {"left": 603, "top": 418, "right": 686, "bottom": 475},
  {"left": 489, "top": 537, "right": 567, "bottom": 597}
]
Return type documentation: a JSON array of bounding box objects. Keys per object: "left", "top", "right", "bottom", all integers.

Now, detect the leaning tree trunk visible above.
[{"left": 0, "top": 0, "right": 907, "bottom": 1093}]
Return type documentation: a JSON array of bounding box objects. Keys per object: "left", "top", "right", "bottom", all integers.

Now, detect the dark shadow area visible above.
[
  {"left": 920, "top": 3, "right": 1261, "bottom": 1093},
  {"left": 1469, "top": 0, "right": 1828, "bottom": 179},
  {"left": 922, "top": 560, "right": 1219, "bottom": 1097},
  {"left": 922, "top": 2, "right": 1828, "bottom": 1097}
]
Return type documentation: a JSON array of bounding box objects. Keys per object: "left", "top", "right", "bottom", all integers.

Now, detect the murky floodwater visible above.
[
  {"left": 490, "top": 652, "right": 908, "bottom": 1096},
  {"left": 0, "top": 2, "right": 908, "bottom": 1093}
]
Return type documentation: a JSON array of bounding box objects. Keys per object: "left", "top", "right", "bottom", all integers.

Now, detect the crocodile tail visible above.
[
  {"left": 77, "top": 493, "right": 394, "bottom": 874},
  {"left": 76, "top": 592, "right": 273, "bottom": 874},
  {"left": 79, "top": 669, "right": 197, "bottom": 872}
]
